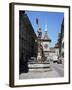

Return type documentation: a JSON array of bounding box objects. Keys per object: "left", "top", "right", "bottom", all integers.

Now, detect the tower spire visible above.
[
  {"left": 45, "top": 24, "right": 48, "bottom": 32},
  {"left": 44, "top": 24, "right": 48, "bottom": 39}
]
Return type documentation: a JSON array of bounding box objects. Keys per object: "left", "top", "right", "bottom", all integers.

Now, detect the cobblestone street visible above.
[{"left": 19, "top": 62, "right": 64, "bottom": 79}]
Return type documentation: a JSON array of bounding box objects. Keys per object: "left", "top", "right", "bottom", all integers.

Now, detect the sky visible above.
[{"left": 26, "top": 11, "right": 64, "bottom": 47}]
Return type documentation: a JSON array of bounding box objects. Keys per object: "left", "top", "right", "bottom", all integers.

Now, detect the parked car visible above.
[
  {"left": 57, "top": 57, "right": 63, "bottom": 64},
  {"left": 53, "top": 56, "right": 58, "bottom": 63}
]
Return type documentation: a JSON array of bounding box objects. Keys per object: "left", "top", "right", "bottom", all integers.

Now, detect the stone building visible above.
[
  {"left": 57, "top": 19, "right": 64, "bottom": 58},
  {"left": 49, "top": 44, "right": 59, "bottom": 63},
  {"left": 54, "top": 18, "right": 64, "bottom": 63},
  {"left": 60, "top": 19, "right": 64, "bottom": 58},
  {"left": 49, "top": 47, "right": 55, "bottom": 61},
  {"left": 41, "top": 25, "right": 51, "bottom": 61},
  {"left": 19, "top": 11, "right": 38, "bottom": 73}
]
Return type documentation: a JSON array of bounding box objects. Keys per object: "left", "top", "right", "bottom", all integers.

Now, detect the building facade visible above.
[
  {"left": 60, "top": 19, "right": 64, "bottom": 58},
  {"left": 19, "top": 11, "right": 38, "bottom": 73},
  {"left": 58, "top": 19, "right": 64, "bottom": 58},
  {"left": 41, "top": 25, "right": 51, "bottom": 61},
  {"left": 55, "top": 18, "right": 64, "bottom": 63}
]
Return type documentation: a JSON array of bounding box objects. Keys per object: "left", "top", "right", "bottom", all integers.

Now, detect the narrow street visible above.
[
  {"left": 19, "top": 61, "right": 64, "bottom": 79},
  {"left": 50, "top": 62, "right": 64, "bottom": 77}
]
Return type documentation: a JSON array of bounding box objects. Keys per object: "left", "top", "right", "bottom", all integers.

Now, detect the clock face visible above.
[{"left": 44, "top": 44, "right": 48, "bottom": 49}]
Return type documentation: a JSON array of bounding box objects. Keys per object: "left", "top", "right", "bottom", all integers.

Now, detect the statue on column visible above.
[
  {"left": 37, "top": 27, "right": 42, "bottom": 39},
  {"left": 36, "top": 17, "right": 44, "bottom": 63}
]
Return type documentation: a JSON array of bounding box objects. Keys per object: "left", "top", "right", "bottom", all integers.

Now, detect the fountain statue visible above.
[{"left": 36, "top": 25, "right": 44, "bottom": 63}]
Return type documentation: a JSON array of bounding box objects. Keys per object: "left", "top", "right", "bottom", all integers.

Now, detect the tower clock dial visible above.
[{"left": 44, "top": 44, "right": 48, "bottom": 49}]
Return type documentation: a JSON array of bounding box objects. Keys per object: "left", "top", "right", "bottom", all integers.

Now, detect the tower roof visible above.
[{"left": 42, "top": 24, "right": 51, "bottom": 42}]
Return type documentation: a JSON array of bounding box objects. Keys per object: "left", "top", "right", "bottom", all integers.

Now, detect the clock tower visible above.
[{"left": 41, "top": 25, "right": 51, "bottom": 60}]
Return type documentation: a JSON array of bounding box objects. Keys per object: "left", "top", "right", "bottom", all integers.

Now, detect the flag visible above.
[{"left": 36, "top": 17, "right": 38, "bottom": 25}]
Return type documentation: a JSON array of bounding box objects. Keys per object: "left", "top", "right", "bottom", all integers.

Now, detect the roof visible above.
[{"left": 41, "top": 38, "right": 51, "bottom": 42}]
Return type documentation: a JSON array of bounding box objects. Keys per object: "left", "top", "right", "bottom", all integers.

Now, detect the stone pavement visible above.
[{"left": 19, "top": 62, "right": 64, "bottom": 79}]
